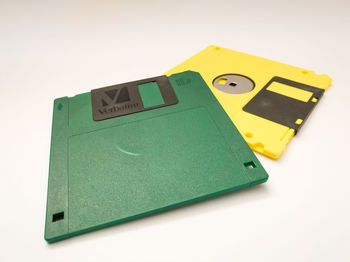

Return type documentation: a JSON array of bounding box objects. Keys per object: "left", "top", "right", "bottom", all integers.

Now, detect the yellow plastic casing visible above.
[{"left": 165, "top": 45, "right": 332, "bottom": 159}]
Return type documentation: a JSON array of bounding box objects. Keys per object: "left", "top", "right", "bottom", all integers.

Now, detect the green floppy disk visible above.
[{"left": 45, "top": 71, "right": 268, "bottom": 242}]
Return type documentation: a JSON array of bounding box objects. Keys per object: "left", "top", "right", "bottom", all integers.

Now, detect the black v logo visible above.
[{"left": 100, "top": 87, "right": 130, "bottom": 107}]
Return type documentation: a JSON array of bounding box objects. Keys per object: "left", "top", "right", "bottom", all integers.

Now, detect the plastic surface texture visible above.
[
  {"left": 45, "top": 71, "right": 269, "bottom": 243},
  {"left": 165, "top": 46, "right": 332, "bottom": 159}
]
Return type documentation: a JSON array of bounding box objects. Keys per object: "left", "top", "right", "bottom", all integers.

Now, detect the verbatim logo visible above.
[
  {"left": 100, "top": 87, "right": 130, "bottom": 106},
  {"left": 97, "top": 87, "right": 139, "bottom": 115},
  {"left": 98, "top": 102, "right": 139, "bottom": 114}
]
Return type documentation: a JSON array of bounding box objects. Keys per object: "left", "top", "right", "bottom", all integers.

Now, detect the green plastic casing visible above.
[{"left": 45, "top": 71, "right": 268, "bottom": 242}]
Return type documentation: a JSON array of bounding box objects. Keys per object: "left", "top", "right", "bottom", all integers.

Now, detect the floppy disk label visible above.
[{"left": 91, "top": 75, "right": 178, "bottom": 121}]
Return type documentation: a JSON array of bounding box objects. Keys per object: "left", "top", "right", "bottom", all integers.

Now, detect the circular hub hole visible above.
[{"left": 213, "top": 74, "right": 255, "bottom": 94}]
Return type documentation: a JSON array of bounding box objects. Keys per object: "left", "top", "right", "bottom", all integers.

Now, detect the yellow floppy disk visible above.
[{"left": 165, "top": 46, "right": 332, "bottom": 159}]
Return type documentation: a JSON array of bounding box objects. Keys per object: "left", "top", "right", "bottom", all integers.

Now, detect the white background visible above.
[{"left": 1, "top": 0, "right": 349, "bottom": 261}]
